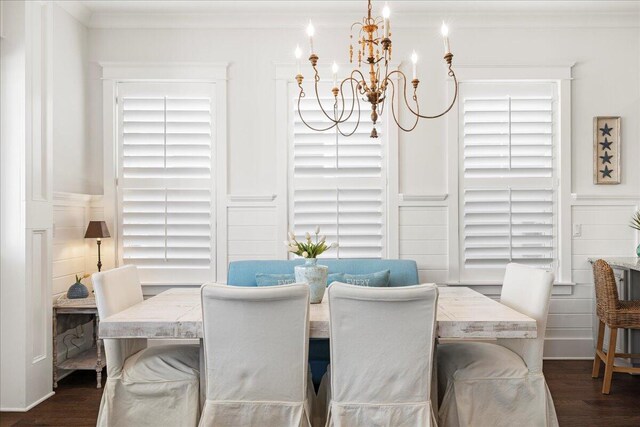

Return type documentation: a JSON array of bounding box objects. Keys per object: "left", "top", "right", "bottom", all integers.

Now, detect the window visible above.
[
  {"left": 289, "top": 82, "right": 386, "bottom": 258},
  {"left": 116, "top": 82, "right": 216, "bottom": 286},
  {"left": 459, "top": 82, "right": 557, "bottom": 281}
]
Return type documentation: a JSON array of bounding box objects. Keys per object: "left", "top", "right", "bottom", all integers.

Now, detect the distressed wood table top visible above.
[
  {"left": 54, "top": 295, "right": 97, "bottom": 309},
  {"left": 99, "top": 286, "right": 537, "bottom": 340}
]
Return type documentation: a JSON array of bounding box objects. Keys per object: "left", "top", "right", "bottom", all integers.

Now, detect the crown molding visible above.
[
  {"left": 55, "top": 0, "right": 92, "bottom": 27},
  {"left": 86, "top": 11, "right": 640, "bottom": 30}
]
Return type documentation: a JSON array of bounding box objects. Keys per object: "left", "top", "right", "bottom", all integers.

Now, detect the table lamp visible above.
[{"left": 84, "top": 221, "right": 110, "bottom": 272}]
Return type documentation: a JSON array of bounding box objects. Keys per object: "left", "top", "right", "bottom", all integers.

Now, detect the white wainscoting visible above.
[
  {"left": 227, "top": 205, "right": 279, "bottom": 265},
  {"left": 398, "top": 206, "right": 449, "bottom": 284},
  {"left": 394, "top": 196, "right": 639, "bottom": 359},
  {"left": 52, "top": 193, "right": 105, "bottom": 298},
  {"left": 555, "top": 203, "right": 639, "bottom": 359}
]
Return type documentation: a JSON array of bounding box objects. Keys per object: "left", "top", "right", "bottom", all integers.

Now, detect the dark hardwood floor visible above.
[
  {"left": 544, "top": 360, "right": 640, "bottom": 427},
  {"left": 1, "top": 360, "right": 639, "bottom": 426}
]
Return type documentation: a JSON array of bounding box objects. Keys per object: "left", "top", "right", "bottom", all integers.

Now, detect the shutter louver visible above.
[
  {"left": 461, "top": 83, "right": 556, "bottom": 279},
  {"left": 291, "top": 85, "right": 385, "bottom": 258},
  {"left": 463, "top": 188, "right": 554, "bottom": 269},
  {"left": 463, "top": 96, "right": 553, "bottom": 179},
  {"left": 118, "top": 83, "right": 215, "bottom": 285}
]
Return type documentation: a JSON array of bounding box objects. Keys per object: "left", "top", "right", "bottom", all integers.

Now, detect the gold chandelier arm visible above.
[
  {"left": 310, "top": 65, "right": 367, "bottom": 125},
  {"left": 310, "top": 65, "right": 347, "bottom": 124},
  {"left": 387, "top": 76, "right": 420, "bottom": 132},
  {"left": 296, "top": 75, "right": 362, "bottom": 133},
  {"left": 335, "top": 76, "right": 360, "bottom": 125},
  {"left": 385, "top": 64, "right": 459, "bottom": 120},
  {"left": 336, "top": 78, "right": 363, "bottom": 137},
  {"left": 296, "top": 86, "right": 339, "bottom": 132}
]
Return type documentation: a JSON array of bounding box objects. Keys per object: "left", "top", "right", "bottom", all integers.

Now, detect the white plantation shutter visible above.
[
  {"left": 117, "top": 82, "right": 215, "bottom": 286},
  {"left": 290, "top": 83, "right": 385, "bottom": 258},
  {"left": 460, "top": 82, "right": 556, "bottom": 280}
]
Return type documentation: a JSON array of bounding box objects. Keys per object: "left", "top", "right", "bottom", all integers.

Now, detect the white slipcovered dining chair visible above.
[
  {"left": 437, "top": 263, "right": 558, "bottom": 427},
  {"left": 93, "top": 265, "right": 200, "bottom": 427},
  {"left": 199, "top": 283, "right": 314, "bottom": 427},
  {"left": 319, "top": 282, "right": 439, "bottom": 427}
]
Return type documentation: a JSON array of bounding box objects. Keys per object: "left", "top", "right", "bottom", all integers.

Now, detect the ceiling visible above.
[{"left": 59, "top": 0, "right": 640, "bottom": 28}]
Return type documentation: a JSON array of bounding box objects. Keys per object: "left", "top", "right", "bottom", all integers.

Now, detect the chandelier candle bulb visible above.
[
  {"left": 306, "top": 20, "right": 315, "bottom": 54},
  {"left": 382, "top": 3, "right": 390, "bottom": 38},
  {"left": 332, "top": 61, "right": 339, "bottom": 87},
  {"left": 411, "top": 50, "right": 418, "bottom": 79},
  {"left": 441, "top": 22, "right": 451, "bottom": 54}
]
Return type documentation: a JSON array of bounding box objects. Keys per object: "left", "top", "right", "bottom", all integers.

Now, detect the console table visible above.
[{"left": 53, "top": 295, "right": 104, "bottom": 388}]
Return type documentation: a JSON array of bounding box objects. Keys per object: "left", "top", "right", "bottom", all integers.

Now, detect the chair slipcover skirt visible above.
[
  {"left": 199, "top": 369, "right": 315, "bottom": 427},
  {"left": 437, "top": 342, "right": 558, "bottom": 427},
  {"left": 200, "top": 401, "right": 308, "bottom": 427},
  {"left": 320, "top": 368, "right": 437, "bottom": 427},
  {"left": 96, "top": 344, "right": 200, "bottom": 427}
]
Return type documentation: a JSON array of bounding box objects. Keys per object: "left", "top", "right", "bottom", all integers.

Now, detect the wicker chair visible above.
[{"left": 591, "top": 259, "right": 640, "bottom": 394}]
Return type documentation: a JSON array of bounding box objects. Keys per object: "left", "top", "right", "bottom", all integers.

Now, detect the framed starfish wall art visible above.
[{"left": 593, "top": 116, "right": 621, "bottom": 184}]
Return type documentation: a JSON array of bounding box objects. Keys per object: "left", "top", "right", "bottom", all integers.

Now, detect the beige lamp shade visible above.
[{"left": 84, "top": 221, "right": 111, "bottom": 239}]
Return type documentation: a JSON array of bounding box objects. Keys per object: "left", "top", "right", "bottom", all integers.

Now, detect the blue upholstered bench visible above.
[{"left": 226, "top": 259, "right": 419, "bottom": 387}]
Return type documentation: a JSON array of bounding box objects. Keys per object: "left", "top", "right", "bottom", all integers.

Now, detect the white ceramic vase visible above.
[{"left": 295, "top": 258, "right": 328, "bottom": 304}]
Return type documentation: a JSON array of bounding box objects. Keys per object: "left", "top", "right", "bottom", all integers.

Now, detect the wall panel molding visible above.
[
  {"left": 227, "top": 194, "right": 277, "bottom": 205},
  {"left": 1, "top": 0, "right": 55, "bottom": 410},
  {"left": 399, "top": 194, "right": 449, "bottom": 206}
]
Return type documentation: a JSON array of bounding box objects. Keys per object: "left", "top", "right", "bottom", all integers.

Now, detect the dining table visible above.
[
  {"left": 99, "top": 285, "right": 537, "bottom": 407},
  {"left": 99, "top": 285, "right": 537, "bottom": 341}
]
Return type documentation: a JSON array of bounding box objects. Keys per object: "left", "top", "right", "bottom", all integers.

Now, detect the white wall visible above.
[
  {"left": 86, "top": 5, "right": 639, "bottom": 359},
  {"left": 1, "top": 0, "right": 55, "bottom": 411},
  {"left": 88, "top": 18, "right": 640, "bottom": 198},
  {"left": 52, "top": 5, "right": 100, "bottom": 194}
]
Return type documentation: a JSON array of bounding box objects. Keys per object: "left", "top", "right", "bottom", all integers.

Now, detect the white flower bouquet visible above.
[{"left": 284, "top": 226, "right": 337, "bottom": 258}]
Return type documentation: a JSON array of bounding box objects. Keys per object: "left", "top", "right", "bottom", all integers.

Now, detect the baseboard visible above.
[
  {"left": 0, "top": 391, "right": 55, "bottom": 412},
  {"left": 544, "top": 337, "right": 594, "bottom": 359},
  {"left": 543, "top": 356, "right": 594, "bottom": 360}
]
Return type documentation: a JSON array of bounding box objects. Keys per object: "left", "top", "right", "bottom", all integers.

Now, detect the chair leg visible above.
[
  {"left": 592, "top": 320, "right": 605, "bottom": 378},
  {"left": 602, "top": 327, "right": 618, "bottom": 394}
]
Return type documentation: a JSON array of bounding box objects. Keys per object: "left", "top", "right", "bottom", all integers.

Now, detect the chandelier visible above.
[{"left": 294, "top": 0, "right": 458, "bottom": 138}]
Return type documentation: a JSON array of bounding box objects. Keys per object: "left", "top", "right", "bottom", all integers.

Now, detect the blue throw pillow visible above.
[
  {"left": 327, "top": 273, "right": 345, "bottom": 286},
  {"left": 255, "top": 273, "right": 296, "bottom": 287},
  {"left": 256, "top": 272, "right": 346, "bottom": 287},
  {"left": 342, "top": 270, "right": 390, "bottom": 287}
]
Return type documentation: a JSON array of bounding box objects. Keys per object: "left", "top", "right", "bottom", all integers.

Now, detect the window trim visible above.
[
  {"left": 445, "top": 65, "right": 573, "bottom": 285},
  {"left": 101, "top": 63, "right": 228, "bottom": 292}
]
